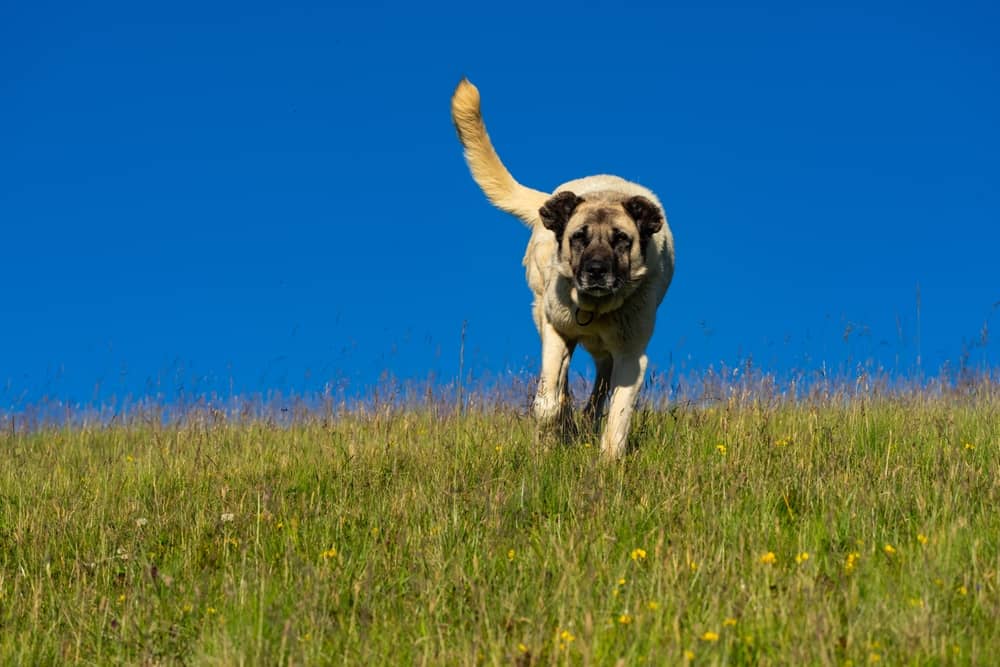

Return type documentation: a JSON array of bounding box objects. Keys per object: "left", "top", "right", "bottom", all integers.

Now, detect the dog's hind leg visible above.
[{"left": 582, "top": 354, "right": 612, "bottom": 431}]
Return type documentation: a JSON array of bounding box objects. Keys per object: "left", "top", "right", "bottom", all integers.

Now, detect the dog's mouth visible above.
[
  {"left": 579, "top": 283, "right": 614, "bottom": 297},
  {"left": 576, "top": 275, "right": 621, "bottom": 298}
]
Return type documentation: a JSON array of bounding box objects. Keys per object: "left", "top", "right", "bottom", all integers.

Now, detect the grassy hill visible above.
[{"left": 1, "top": 383, "right": 997, "bottom": 664}]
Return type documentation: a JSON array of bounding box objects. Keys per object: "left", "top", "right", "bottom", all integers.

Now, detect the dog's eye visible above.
[
  {"left": 612, "top": 231, "right": 632, "bottom": 248},
  {"left": 570, "top": 229, "right": 588, "bottom": 244}
]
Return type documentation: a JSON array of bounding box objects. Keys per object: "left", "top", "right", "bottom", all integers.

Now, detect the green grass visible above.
[{"left": 1, "top": 387, "right": 998, "bottom": 665}]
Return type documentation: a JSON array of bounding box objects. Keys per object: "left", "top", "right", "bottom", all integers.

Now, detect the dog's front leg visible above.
[
  {"left": 533, "top": 321, "right": 574, "bottom": 429},
  {"left": 600, "top": 352, "right": 648, "bottom": 459}
]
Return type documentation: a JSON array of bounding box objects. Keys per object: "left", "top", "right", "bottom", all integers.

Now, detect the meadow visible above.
[{"left": 1, "top": 374, "right": 998, "bottom": 665}]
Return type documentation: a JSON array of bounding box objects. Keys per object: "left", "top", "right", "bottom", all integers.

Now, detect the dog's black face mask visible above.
[{"left": 568, "top": 215, "right": 631, "bottom": 296}]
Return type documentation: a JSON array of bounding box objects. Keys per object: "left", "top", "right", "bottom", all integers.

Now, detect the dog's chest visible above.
[{"left": 543, "top": 298, "right": 614, "bottom": 351}]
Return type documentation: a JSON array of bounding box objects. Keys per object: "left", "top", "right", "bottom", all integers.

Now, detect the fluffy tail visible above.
[{"left": 451, "top": 78, "right": 549, "bottom": 226}]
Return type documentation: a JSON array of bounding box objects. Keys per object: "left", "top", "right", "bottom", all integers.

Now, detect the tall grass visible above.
[{"left": 0, "top": 377, "right": 997, "bottom": 664}]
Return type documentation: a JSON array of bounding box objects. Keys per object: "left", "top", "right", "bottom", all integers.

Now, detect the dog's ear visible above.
[
  {"left": 622, "top": 196, "right": 664, "bottom": 242},
  {"left": 539, "top": 191, "right": 584, "bottom": 242}
]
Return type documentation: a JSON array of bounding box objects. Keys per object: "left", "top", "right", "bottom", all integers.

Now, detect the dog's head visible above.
[{"left": 540, "top": 191, "right": 664, "bottom": 301}]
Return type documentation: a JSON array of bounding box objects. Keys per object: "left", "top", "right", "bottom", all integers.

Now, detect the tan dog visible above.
[{"left": 451, "top": 79, "right": 675, "bottom": 458}]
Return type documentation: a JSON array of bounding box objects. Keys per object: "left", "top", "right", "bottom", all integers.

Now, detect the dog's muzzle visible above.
[{"left": 578, "top": 259, "right": 614, "bottom": 295}]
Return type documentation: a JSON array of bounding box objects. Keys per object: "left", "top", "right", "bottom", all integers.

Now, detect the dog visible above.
[{"left": 450, "top": 78, "right": 674, "bottom": 458}]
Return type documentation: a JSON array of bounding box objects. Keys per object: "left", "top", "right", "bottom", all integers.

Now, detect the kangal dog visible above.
[{"left": 451, "top": 79, "right": 674, "bottom": 458}]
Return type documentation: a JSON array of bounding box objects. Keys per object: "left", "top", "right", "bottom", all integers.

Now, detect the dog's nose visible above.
[{"left": 584, "top": 259, "right": 609, "bottom": 278}]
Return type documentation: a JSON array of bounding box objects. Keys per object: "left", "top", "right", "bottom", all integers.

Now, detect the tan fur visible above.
[
  {"left": 450, "top": 80, "right": 550, "bottom": 225},
  {"left": 451, "top": 79, "right": 675, "bottom": 459}
]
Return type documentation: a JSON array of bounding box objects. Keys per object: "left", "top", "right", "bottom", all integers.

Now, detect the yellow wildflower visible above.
[
  {"left": 883, "top": 544, "right": 896, "bottom": 555},
  {"left": 845, "top": 552, "right": 861, "bottom": 572},
  {"left": 759, "top": 551, "right": 777, "bottom": 565},
  {"left": 689, "top": 561, "right": 698, "bottom": 572},
  {"left": 559, "top": 629, "right": 575, "bottom": 643},
  {"left": 517, "top": 643, "right": 529, "bottom": 653},
  {"left": 618, "top": 613, "right": 633, "bottom": 625},
  {"left": 868, "top": 652, "right": 881, "bottom": 663},
  {"left": 321, "top": 547, "right": 337, "bottom": 560},
  {"left": 631, "top": 548, "right": 647, "bottom": 561},
  {"left": 507, "top": 549, "right": 516, "bottom": 562},
  {"left": 723, "top": 617, "right": 737, "bottom": 626},
  {"left": 957, "top": 585, "right": 968, "bottom": 596},
  {"left": 701, "top": 631, "right": 719, "bottom": 642},
  {"left": 917, "top": 533, "right": 928, "bottom": 545},
  {"left": 684, "top": 650, "right": 695, "bottom": 660},
  {"left": 647, "top": 601, "right": 660, "bottom": 611},
  {"left": 618, "top": 577, "right": 627, "bottom": 586},
  {"left": 796, "top": 552, "right": 810, "bottom": 564},
  {"left": 964, "top": 442, "right": 975, "bottom": 451},
  {"left": 716, "top": 444, "right": 727, "bottom": 455}
]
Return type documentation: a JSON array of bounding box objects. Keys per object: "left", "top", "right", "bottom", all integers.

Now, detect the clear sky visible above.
[{"left": 2, "top": 0, "right": 998, "bottom": 409}]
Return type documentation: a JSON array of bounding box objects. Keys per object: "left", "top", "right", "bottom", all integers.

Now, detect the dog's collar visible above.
[{"left": 575, "top": 308, "right": 595, "bottom": 326}]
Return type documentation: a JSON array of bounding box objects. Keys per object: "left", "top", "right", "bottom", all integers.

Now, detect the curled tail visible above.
[{"left": 451, "top": 78, "right": 549, "bottom": 226}]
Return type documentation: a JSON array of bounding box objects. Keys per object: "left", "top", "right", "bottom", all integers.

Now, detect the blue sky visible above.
[{"left": 2, "top": 1, "right": 998, "bottom": 408}]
